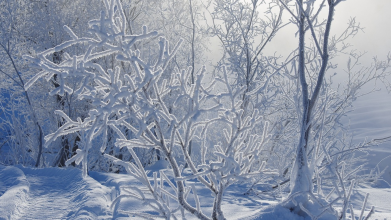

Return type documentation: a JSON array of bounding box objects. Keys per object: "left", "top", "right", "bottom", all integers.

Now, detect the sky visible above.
[
  {"left": 335, "top": 0, "right": 391, "bottom": 58},
  {"left": 264, "top": 0, "right": 391, "bottom": 58}
]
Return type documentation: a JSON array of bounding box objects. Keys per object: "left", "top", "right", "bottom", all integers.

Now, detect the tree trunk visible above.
[{"left": 289, "top": 0, "right": 313, "bottom": 195}]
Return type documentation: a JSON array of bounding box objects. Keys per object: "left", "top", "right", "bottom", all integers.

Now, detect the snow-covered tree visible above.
[{"left": 276, "top": 0, "right": 391, "bottom": 219}]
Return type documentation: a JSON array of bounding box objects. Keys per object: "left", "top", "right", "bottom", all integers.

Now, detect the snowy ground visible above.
[
  {"left": 0, "top": 166, "right": 113, "bottom": 219},
  {"left": 1, "top": 91, "right": 391, "bottom": 220},
  {"left": 0, "top": 163, "right": 390, "bottom": 219},
  {"left": 0, "top": 165, "right": 278, "bottom": 219}
]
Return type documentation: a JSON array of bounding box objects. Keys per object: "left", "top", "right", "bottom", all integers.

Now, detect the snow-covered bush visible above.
[{"left": 24, "top": 0, "right": 273, "bottom": 219}]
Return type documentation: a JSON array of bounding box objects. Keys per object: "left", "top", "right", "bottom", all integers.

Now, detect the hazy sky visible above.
[
  {"left": 335, "top": 0, "right": 391, "bottom": 57},
  {"left": 265, "top": 0, "right": 391, "bottom": 57}
]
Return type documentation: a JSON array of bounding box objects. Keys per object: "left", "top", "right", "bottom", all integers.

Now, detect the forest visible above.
[{"left": 0, "top": 0, "right": 391, "bottom": 219}]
